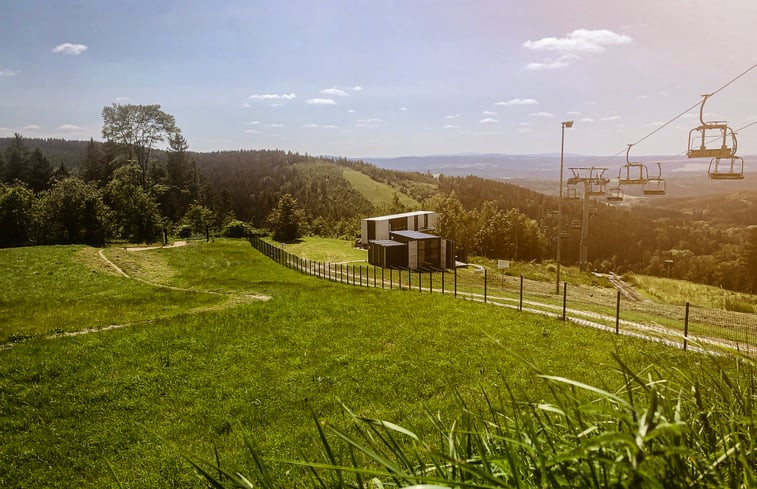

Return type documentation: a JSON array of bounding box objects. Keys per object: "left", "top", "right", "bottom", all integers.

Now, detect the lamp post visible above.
[{"left": 555, "top": 120, "right": 573, "bottom": 294}]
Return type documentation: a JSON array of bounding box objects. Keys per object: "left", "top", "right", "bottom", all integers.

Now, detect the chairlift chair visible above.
[
  {"left": 565, "top": 185, "right": 580, "bottom": 200},
  {"left": 570, "top": 219, "right": 581, "bottom": 230},
  {"left": 618, "top": 144, "right": 649, "bottom": 185},
  {"left": 708, "top": 156, "right": 744, "bottom": 180},
  {"left": 687, "top": 94, "right": 737, "bottom": 159},
  {"left": 643, "top": 162, "right": 667, "bottom": 196},
  {"left": 606, "top": 186, "right": 624, "bottom": 202}
]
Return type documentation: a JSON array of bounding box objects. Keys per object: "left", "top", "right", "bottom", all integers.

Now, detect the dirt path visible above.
[{"left": 124, "top": 240, "right": 188, "bottom": 252}]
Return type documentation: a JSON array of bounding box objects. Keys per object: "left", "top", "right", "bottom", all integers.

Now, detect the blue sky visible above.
[{"left": 1, "top": 0, "right": 756, "bottom": 158}]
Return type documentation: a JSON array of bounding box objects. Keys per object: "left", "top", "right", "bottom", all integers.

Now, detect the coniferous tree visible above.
[
  {"left": 3, "top": 133, "right": 28, "bottom": 183},
  {"left": 27, "top": 148, "right": 52, "bottom": 192}
]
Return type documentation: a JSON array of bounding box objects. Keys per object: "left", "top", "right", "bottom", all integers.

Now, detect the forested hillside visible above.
[{"left": 2, "top": 124, "right": 756, "bottom": 294}]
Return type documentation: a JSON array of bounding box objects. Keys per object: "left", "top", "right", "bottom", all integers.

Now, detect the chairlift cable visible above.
[{"left": 593, "top": 63, "right": 757, "bottom": 164}]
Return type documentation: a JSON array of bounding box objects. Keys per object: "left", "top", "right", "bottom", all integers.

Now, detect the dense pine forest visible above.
[{"left": 1, "top": 104, "right": 756, "bottom": 294}]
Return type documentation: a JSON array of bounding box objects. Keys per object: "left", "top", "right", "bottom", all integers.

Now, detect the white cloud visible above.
[
  {"left": 249, "top": 93, "right": 296, "bottom": 101},
  {"left": 306, "top": 98, "right": 336, "bottom": 105},
  {"left": 248, "top": 121, "right": 260, "bottom": 125},
  {"left": 580, "top": 117, "right": 595, "bottom": 123},
  {"left": 482, "top": 110, "right": 497, "bottom": 115},
  {"left": 400, "top": 107, "right": 408, "bottom": 111},
  {"left": 240, "top": 102, "right": 251, "bottom": 108},
  {"left": 496, "top": 98, "right": 539, "bottom": 106},
  {"left": 443, "top": 124, "right": 458, "bottom": 129},
  {"left": 475, "top": 131, "right": 497, "bottom": 136},
  {"left": 347, "top": 109, "right": 356, "bottom": 113},
  {"left": 480, "top": 118, "right": 498, "bottom": 124},
  {"left": 56, "top": 124, "right": 81, "bottom": 131},
  {"left": 356, "top": 118, "right": 383, "bottom": 127},
  {"left": 524, "top": 53, "right": 579, "bottom": 71},
  {"left": 52, "top": 43, "right": 88, "bottom": 55},
  {"left": 600, "top": 115, "right": 621, "bottom": 121},
  {"left": 304, "top": 123, "right": 338, "bottom": 129},
  {"left": 265, "top": 123, "right": 284, "bottom": 128},
  {"left": 517, "top": 122, "right": 532, "bottom": 127},
  {"left": 523, "top": 29, "right": 630, "bottom": 70},
  {"left": 22, "top": 124, "right": 40, "bottom": 130},
  {"left": 321, "top": 88, "right": 350, "bottom": 97},
  {"left": 567, "top": 111, "right": 580, "bottom": 116},
  {"left": 529, "top": 112, "right": 554, "bottom": 118},
  {"left": 0, "top": 67, "right": 18, "bottom": 77},
  {"left": 523, "top": 29, "right": 632, "bottom": 53},
  {"left": 352, "top": 86, "right": 362, "bottom": 91},
  {"left": 114, "top": 96, "right": 129, "bottom": 103},
  {"left": 444, "top": 114, "right": 461, "bottom": 119},
  {"left": 244, "top": 129, "right": 262, "bottom": 134}
]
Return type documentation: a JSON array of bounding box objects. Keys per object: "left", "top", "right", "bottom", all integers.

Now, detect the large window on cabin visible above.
[
  {"left": 367, "top": 220, "right": 376, "bottom": 240},
  {"left": 389, "top": 217, "right": 407, "bottom": 231},
  {"left": 418, "top": 238, "right": 440, "bottom": 268}
]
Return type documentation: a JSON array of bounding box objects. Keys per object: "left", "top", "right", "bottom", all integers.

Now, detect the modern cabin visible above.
[{"left": 361, "top": 211, "right": 454, "bottom": 270}]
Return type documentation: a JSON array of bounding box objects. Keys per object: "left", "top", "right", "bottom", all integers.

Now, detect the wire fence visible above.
[{"left": 249, "top": 237, "right": 756, "bottom": 358}]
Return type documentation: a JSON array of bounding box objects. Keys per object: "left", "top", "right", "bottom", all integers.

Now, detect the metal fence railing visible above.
[{"left": 249, "top": 237, "right": 756, "bottom": 358}]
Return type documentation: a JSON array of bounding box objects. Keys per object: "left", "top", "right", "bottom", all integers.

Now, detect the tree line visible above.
[{"left": 2, "top": 104, "right": 757, "bottom": 294}]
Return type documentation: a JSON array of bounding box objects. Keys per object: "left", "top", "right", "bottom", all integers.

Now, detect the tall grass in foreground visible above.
[{"left": 178, "top": 354, "right": 755, "bottom": 489}]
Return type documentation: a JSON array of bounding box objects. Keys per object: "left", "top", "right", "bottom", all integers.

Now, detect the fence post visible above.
[
  {"left": 454, "top": 267, "right": 457, "bottom": 297},
  {"left": 519, "top": 275, "right": 523, "bottom": 311},
  {"left": 418, "top": 271, "right": 422, "bottom": 292},
  {"left": 684, "top": 302, "right": 690, "bottom": 351},
  {"left": 382, "top": 267, "right": 385, "bottom": 289},
  {"left": 484, "top": 269, "right": 487, "bottom": 303},
  {"left": 429, "top": 272, "right": 432, "bottom": 293},
  {"left": 615, "top": 290, "right": 621, "bottom": 334},
  {"left": 408, "top": 269, "right": 411, "bottom": 290},
  {"left": 359, "top": 266, "right": 362, "bottom": 287},
  {"left": 373, "top": 266, "right": 376, "bottom": 287},
  {"left": 398, "top": 269, "right": 402, "bottom": 290},
  {"left": 562, "top": 282, "right": 567, "bottom": 321},
  {"left": 389, "top": 268, "right": 392, "bottom": 289},
  {"left": 442, "top": 270, "right": 445, "bottom": 294}
]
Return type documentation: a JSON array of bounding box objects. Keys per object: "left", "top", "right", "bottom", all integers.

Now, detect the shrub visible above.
[
  {"left": 176, "top": 224, "right": 193, "bottom": 239},
  {"left": 221, "top": 219, "right": 252, "bottom": 238}
]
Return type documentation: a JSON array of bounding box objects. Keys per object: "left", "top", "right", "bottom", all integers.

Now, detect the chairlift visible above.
[
  {"left": 570, "top": 219, "right": 581, "bottom": 230},
  {"left": 708, "top": 156, "right": 744, "bottom": 180},
  {"left": 585, "top": 181, "right": 607, "bottom": 196},
  {"left": 618, "top": 144, "right": 649, "bottom": 185},
  {"left": 589, "top": 206, "right": 598, "bottom": 217},
  {"left": 606, "top": 186, "right": 624, "bottom": 202},
  {"left": 643, "top": 162, "right": 667, "bottom": 196},
  {"left": 565, "top": 185, "right": 580, "bottom": 200},
  {"left": 687, "top": 94, "right": 737, "bottom": 159}
]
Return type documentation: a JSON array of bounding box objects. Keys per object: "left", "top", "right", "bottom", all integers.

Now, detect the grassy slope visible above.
[
  {"left": 629, "top": 273, "right": 757, "bottom": 308},
  {"left": 272, "top": 236, "right": 367, "bottom": 263},
  {"left": 0, "top": 246, "right": 226, "bottom": 342},
  {"left": 0, "top": 240, "right": 707, "bottom": 488},
  {"left": 341, "top": 167, "right": 420, "bottom": 208}
]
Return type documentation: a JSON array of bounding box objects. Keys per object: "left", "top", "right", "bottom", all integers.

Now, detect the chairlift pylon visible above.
[
  {"left": 708, "top": 156, "right": 744, "bottom": 180},
  {"left": 687, "top": 94, "right": 737, "bottom": 159},
  {"left": 643, "top": 162, "right": 667, "bottom": 196},
  {"left": 618, "top": 144, "right": 649, "bottom": 185}
]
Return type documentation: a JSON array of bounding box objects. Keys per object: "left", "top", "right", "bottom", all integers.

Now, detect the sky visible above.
[{"left": 1, "top": 0, "right": 756, "bottom": 158}]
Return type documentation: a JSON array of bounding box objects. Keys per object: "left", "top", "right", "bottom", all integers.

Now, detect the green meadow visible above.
[{"left": 0, "top": 240, "right": 751, "bottom": 487}]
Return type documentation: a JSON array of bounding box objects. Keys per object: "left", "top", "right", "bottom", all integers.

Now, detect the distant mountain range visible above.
[{"left": 361, "top": 153, "right": 756, "bottom": 198}]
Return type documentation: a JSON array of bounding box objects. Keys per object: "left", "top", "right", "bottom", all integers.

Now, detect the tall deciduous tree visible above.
[
  {"left": 0, "top": 182, "right": 35, "bottom": 246},
  {"left": 33, "top": 177, "right": 110, "bottom": 245},
  {"left": 267, "top": 193, "right": 304, "bottom": 242},
  {"left": 742, "top": 226, "right": 757, "bottom": 293},
  {"left": 101, "top": 104, "right": 178, "bottom": 188},
  {"left": 105, "top": 164, "right": 161, "bottom": 243}
]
